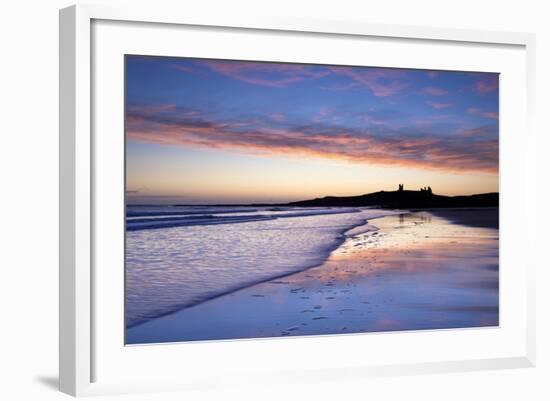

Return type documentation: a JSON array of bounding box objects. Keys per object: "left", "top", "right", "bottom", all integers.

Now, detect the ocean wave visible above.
[
  {"left": 126, "top": 207, "right": 363, "bottom": 231},
  {"left": 125, "top": 207, "right": 400, "bottom": 327},
  {"left": 126, "top": 206, "right": 262, "bottom": 218}
]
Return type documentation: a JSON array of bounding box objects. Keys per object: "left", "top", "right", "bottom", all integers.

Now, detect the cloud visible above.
[
  {"left": 422, "top": 87, "right": 448, "bottom": 96},
  {"left": 461, "top": 125, "right": 498, "bottom": 139},
  {"left": 427, "top": 71, "right": 439, "bottom": 79},
  {"left": 171, "top": 64, "right": 199, "bottom": 74},
  {"left": 468, "top": 107, "right": 499, "bottom": 120},
  {"left": 427, "top": 101, "right": 453, "bottom": 109},
  {"left": 269, "top": 112, "right": 285, "bottom": 122},
  {"left": 328, "top": 67, "right": 409, "bottom": 97},
  {"left": 194, "top": 60, "right": 410, "bottom": 97},
  {"left": 198, "top": 60, "right": 329, "bottom": 87},
  {"left": 474, "top": 75, "right": 498, "bottom": 94},
  {"left": 126, "top": 104, "right": 498, "bottom": 174},
  {"left": 312, "top": 107, "right": 331, "bottom": 123}
]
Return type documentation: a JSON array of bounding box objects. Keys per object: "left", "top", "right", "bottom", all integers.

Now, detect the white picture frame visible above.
[{"left": 59, "top": 3, "right": 536, "bottom": 397}]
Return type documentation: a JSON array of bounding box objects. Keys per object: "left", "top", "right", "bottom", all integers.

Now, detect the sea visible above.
[{"left": 125, "top": 205, "right": 399, "bottom": 327}]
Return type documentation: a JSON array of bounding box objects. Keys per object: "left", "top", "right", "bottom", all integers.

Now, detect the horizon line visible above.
[{"left": 125, "top": 188, "right": 500, "bottom": 206}]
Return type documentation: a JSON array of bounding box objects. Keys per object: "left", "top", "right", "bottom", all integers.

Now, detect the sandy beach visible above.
[{"left": 126, "top": 208, "right": 499, "bottom": 344}]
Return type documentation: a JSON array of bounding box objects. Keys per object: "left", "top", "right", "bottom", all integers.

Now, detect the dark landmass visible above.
[
  {"left": 133, "top": 186, "right": 498, "bottom": 210},
  {"left": 286, "top": 188, "right": 498, "bottom": 209}
]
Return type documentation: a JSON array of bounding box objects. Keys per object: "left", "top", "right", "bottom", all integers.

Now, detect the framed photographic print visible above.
[
  {"left": 59, "top": 4, "right": 536, "bottom": 397},
  {"left": 124, "top": 55, "right": 501, "bottom": 344}
]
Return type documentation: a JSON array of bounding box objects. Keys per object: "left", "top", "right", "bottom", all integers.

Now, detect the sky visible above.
[{"left": 125, "top": 55, "right": 499, "bottom": 204}]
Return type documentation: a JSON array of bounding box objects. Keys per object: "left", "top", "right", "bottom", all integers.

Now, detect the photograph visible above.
[{"left": 124, "top": 55, "right": 499, "bottom": 344}]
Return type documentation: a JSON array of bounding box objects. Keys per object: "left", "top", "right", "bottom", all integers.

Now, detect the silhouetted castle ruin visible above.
[
  {"left": 397, "top": 184, "right": 432, "bottom": 195},
  {"left": 420, "top": 186, "right": 432, "bottom": 195}
]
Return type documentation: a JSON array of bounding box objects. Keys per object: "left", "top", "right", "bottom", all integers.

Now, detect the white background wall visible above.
[{"left": 0, "top": 0, "right": 548, "bottom": 399}]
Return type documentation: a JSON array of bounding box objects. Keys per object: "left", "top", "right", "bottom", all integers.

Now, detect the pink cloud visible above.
[
  {"left": 199, "top": 60, "right": 329, "bottom": 88},
  {"left": 427, "top": 71, "right": 439, "bottom": 79},
  {"left": 426, "top": 101, "right": 453, "bottom": 109},
  {"left": 414, "top": 114, "right": 455, "bottom": 128},
  {"left": 195, "top": 60, "right": 411, "bottom": 97},
  {"left": 474, "top": 75, "right": 499, "bottom": 93},
  {"left": 468, "top": 107, "right": 499, "bottom": 120},
  {"left": 171, "top": 64, "right": 199, "bottom": 74},
  {"left": 328, "top": 67, "right": 409, "bottom": 97},
  {"left": 461, "top": 126, "right": 498, "bottom": 139},
  {"left": 422, "top": 87, "right": 448, "bottom": 96},
  {"left": 312, "top": 107, "right": 331, "bottom": 123},
  {"left": 269, "top": 112, "right": 285, "bottom": 122}
]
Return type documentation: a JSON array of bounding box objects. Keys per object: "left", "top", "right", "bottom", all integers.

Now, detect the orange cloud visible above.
[{"left": 126, "top": 104, "right": 498, "bottom": 174}]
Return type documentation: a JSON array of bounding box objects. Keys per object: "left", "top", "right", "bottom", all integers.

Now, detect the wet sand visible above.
[{"left": 126, "top": 209, "right": 499, "bottom": 344}]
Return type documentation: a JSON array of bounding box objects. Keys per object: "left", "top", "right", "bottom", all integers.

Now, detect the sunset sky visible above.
[{"left": 125, "top": 55, "right": 499, "bottom": 204}]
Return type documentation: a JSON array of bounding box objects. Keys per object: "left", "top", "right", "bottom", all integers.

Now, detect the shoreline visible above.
[
  {"left": 126, "top": 209, "right": 388, "bottom": 329},
  {"left": 127, "top": 209, "right": 499, "bottom": 344},
  {"left": 125, "top": 207, "right": 396, "bottom": 328}
]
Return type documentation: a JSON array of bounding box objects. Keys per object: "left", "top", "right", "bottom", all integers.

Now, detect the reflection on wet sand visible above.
[{"left": 126, "top": 210, "right": 499, "bottom": 344}]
